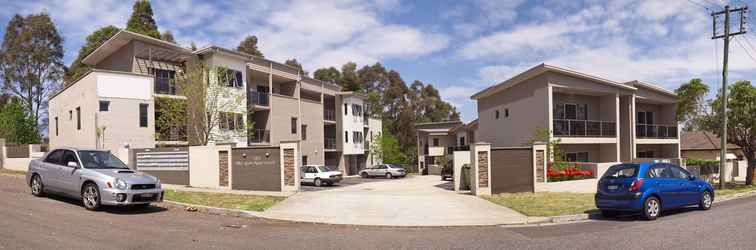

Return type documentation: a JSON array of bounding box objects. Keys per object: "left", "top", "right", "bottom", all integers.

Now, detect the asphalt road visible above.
[{"left": 1, "top": 174, "right": 755, "bottom": 250}]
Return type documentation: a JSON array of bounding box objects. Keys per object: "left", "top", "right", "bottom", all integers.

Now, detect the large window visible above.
[
  {"left": 565, "top": 152, "right": 589, "bottom": 162},
  {"left": 637, "top": 111, "right": 654, "bottom": 124},
  {"left": 218, "top": 112, "right": 244, "bottom": 131},
  {"left": 218, "top": 68, "right": 243, "bottom": 88},
  {"left": 139, "top": 104, "right": 148, "bottom": 127},
  {"left": 353, "top": 131, "right": 363, "bottom": 143},
  {"left": 352, "top": 104, "right": 363, "bottom": 117},
  {"left": 149, "top": 68, "right": 177, "bottom": 95},
  {"left": 555, "top": 103, "right": 588, "bottom": 120},
  {"left": 433, "top": 138, "right": 439, "bottom": 146}
]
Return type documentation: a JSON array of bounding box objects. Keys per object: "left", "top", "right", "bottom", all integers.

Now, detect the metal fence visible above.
[
  {"left": 636, "top": 124, "right": 678, "bottom": 138},
  {"left": 5, "top": 144, "right": 29, "bottom": 158},
  {"left": 553, "top": 119, "right": 616, "bottom": 137}
]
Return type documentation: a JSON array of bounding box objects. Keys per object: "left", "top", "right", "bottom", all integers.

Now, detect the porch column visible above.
[
  {"left": 471, "top": 142, "right": 492, "bottom": 196},
  {"left": 615, "top": 93, "right": 621, "bottom": 162}
]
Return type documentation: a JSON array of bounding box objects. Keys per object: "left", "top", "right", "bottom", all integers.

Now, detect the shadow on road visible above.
[
  {"left": 590, "top": 207, "right": 704, "bottom": 222},
  {"left": 42, "top": 193, "right": 168, "bottom": 215}
]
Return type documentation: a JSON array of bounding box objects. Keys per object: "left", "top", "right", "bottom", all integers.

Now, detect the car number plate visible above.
[
  {"left": 141, "top": 193, "right": 154, "bottom": 198},
  {"left": 607, "top": 185, "right": 618, "bottom": 190}
]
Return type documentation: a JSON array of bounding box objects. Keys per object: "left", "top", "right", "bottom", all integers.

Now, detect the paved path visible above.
[
  {"left": 262, "top": 175, "right": 529, "bottom": 226},
  {"left": 2, "top": 174, "right": 756, "bottom": 249}
]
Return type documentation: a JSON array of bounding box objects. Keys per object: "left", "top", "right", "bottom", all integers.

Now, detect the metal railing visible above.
[
  {"left": 553, "top": 119, "right": 616, "bottom": 137},
  {"left": 324, "top": 109, "right": 335, "bottom": 121},
  {"left": 636, "top": 124, "right": 678, "bottom": 138},
  {"left": 249, "top": 128, "right": 270, "bottom": 143},
  {"left": 249, "top": 91, "right": 269, "bottom": 106},
  {"left": 325, "top": 137, "right": 337, "bottom": 149}
]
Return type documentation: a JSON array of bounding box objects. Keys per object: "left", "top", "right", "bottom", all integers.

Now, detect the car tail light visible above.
[{"left": 629, "top": 179, "right": 644, "bottom": 192}]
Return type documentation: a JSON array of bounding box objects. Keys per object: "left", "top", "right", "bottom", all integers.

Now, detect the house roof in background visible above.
[
  {"left": 82, "top": 30, "right": 193, "bottom": 65},
  {"left": 681, "top": 131, "right": 741, "bottom": 150}
]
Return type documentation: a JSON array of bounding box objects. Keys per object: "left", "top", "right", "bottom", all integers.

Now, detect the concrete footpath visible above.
[{"left": 261, "top": 175, "right": 530, "bottom": 226}]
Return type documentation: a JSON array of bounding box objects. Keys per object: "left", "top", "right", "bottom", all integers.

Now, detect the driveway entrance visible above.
[{"left": 262, "top": 175, "right": 528, "bottom": 226}]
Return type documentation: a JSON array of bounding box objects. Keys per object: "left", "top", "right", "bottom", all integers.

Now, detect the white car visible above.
[
  {"left": 300, "top": 165, "right": 343, "bottom": 187},
  {"left": 360, "top": 164, "right": 406, "bottom": 179}
]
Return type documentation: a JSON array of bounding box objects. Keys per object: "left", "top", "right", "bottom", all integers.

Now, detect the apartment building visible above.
[
  {"left": 415, "top": 119, "right": 477, "bottom": 173},
  {"left": 48, "top": 30, "right": 382, "bottom": 174},
  {"left": 470, "top": 64, "right": 680, "bottom": 165}
]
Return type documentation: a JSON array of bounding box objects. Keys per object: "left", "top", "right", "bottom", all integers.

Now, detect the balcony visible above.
[
  {"left": 249, "top": 91, "right": 269, "bottom": 106},
  {"left": 249, "top": 128, "right": 270, "bottom": 143},
  {"left": 325, "top": 137, "right": 337, "bottom": 150},
  {"left": 553, "top": 119, "right": 616, "bottom": 137},
  {"left": 636, "top": 124, "right": 678, "bottom": 139},
  {"left": 324, "top": 109, "right": 335, "bottom": 121}
]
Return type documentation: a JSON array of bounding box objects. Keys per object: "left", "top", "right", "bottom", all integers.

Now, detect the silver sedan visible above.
[{"left": 26, "top": 147, "right": 163, "bottom": 210}]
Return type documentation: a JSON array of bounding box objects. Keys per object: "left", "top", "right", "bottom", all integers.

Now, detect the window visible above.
[
  {"left": 565, "top": 152, "right": 589, "bottom": 162},
  {"left": 603, "top": 164, "right": 639, "bottom": 178},
  {"left": 302, "top": 155, "right": 308, "bottom": 165},
  {"left": 219, "top": 112, "right": 228, "bottom": 130},
  {"left": 460, "top": 136, "right": 465, "bottom": 146},
  {"left": 344, "top": 103, "right": 348, "bottom": 115},
  {"left": 301, "top": 125, "right": 307, "bottom": 140},
  {"left": 139, "top": 104, "right": 148, "bottom": 127},
  {"left": 352, "top": 104, "right": 362, "bottom": 117},
  {"left": 495, "top": 110, "right": 499, "bottom": 119},
  {"left": 353, "top": 131, "right": 363, "bottom": 143},
  {"left": 61, "top": 150, "right": 79, "bottom": 167},
  {"left": 236, "top": 114, "right": 244, "bottom": 131},
  {"left": 54, "top": 117, "right": 58, "bottom": 136},
  {"left": 44, "top": 150, "right": 64, "bottom": 164},
  {"left": 291, "top": 118, "right": 297, "bottom": 134},
  {"left": 668, "top": 166, "right": 689, "bottom": 179},
  {"left": 217, "top": 68, "right": 243, "bottom": 88},
  {"left": 637, "top": 151, "right": 655, "bottom": 158},
  {"left": 69, "top": 110, "right": 72, "bottom": 120},
  {"left": 433, "top": 138, "right": 439, "bottom": 146},
  {"left": 76, "top": 107, "right": 81, "bottom": 130},
  {"left": 345, "top": 131, "right": 349, "bottom": 143},
  {"left": 99, "top": 101, "right": 110, "bottom": 111},
  {"left": 227, "top": 113, "right": 236, "bottom": 131},
  {"left": 149, "top": 68, "right": 177, "bottom": 94},
  {"left": 559, "top": 103, "right": 588, "bottom": 120},
  {"left": 646, "top": 165, "right": 669, "bottom": 178},
  {"left": 637, "top": 111, "right": 654, "bottom": 124},
  {"left": 505, "top": 109, "right": 509, "bottom": 118}
]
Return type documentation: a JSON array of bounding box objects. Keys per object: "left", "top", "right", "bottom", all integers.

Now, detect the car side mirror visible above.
[{"left": 67, "top": 161, "right": 79, "bottom": 168}]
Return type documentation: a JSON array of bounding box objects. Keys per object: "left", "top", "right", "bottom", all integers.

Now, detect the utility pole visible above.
[{"left": 712, "top": 5, "right": 748, "bottom": 190}]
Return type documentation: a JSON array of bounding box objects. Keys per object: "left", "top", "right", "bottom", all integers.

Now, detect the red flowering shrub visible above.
[{"left": 547, "top": 162, "right": 594, "bottom": 182}]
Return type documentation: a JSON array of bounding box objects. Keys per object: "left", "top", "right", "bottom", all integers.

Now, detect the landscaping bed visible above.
[{"left": 162, "top": 189, "right": 285, "bottom": 212}]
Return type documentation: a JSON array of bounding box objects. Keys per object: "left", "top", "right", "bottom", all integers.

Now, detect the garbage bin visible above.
[{"left": 460, "top": 164, "right": 471, "bottom": 191}]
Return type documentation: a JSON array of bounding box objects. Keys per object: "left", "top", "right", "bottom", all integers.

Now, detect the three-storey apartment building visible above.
[
  {"left": 470, "top": 64, "right": 680, "bottom": 164},
  {"left": 48, "top": 30, "right": 381, "bottom": 174}
]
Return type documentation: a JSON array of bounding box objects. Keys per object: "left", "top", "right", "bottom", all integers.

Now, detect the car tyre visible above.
[
  {"left": 361, "top": 172, "right": 369, "bottom": 178},
  {"left": 314, "top": 178, "right": 323, "bottom": 187},
  {"left": 82, "top": 183, "right": 102, "bottom": 211},
  {"left": 385, "top": 173, "right": 393, "bottom": 179},
  {"left": 642, "top": 196, "right": 660, "bottom": 220},
  {"left": 699, "top": 191, "right": 713, "bottom": 210},
  {"left": 30, "top": 174, "right": 45, "bottom": 197},
  {"left": 600, "top": 210, "right": 618, "bottom": 218}
]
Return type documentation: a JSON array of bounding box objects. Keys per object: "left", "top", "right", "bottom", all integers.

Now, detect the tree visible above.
[
  {"left": 675, "top": 78, "right": 710, "bottom": 131},
  {"left": 313, "top": 67, "right": 341, "bottom": 84},
  {"left": 190, "top": 42, "right": 198, "bottom": 51},
  {"left": 0, "top": 13, "right": 64, "bottom": 133},
  {"left": 237, "top": 35, "right": 263, "bottom": 57},
  {"left": 0, "top": 98, "right": 40, "bottom": 144},
  {"left": 339, "top": 62, "right": 361, "bottom": 91},
  {"left": 369, "top": 132, "right": 408, "bottom": 164},
  {"left": 126, "top": 0, "right": 161, "bottom": 39},
  {"left": 160, "top": 30, "right": 176, "bottom": 43},
  {"left": 65, "top": 25, "right": 120, "bottom": 82},
  {"left": 284, "top": 58, "right": 308, "bottom": 76},
  {"left": 698, "top": 80, "right": 756, "bottom": 185}
]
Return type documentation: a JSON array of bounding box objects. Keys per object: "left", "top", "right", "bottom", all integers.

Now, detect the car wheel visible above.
[
  {"left": 600, "top": 210, "right": 618, "bottom": 218},
  {"left": 385, "top": 173, "right": 393, "bottom": 179},
  {"left": 82, "top": 183, "right": 102, "bottom": 211},
  {"left": 699, "top": 191, "right": 713, "bottom": 210},
  {"left": 30, "top": 174, "right": 45, "bottom": 197},
  {"left": 314, "top": 178, "right": 323, "bottom": 187},
  {"left": 361, "top": 172, "right": 368, "bottom": 178},
  {"left": 642, "top": 196, "right": 660, "bottom": 220}
]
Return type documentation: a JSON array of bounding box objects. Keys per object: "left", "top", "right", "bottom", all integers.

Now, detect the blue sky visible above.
[{"left": 2, "top": 0, "right": 756, "bottom": 122}]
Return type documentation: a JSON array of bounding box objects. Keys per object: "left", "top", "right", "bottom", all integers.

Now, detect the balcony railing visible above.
[
  {"left": 249, "top": 128, "right": 269, "bottom": 143},
  {"left": 553, "top": 119, "right": 616, "bottom": 137},
  {"left": 324, "top": 109, "right": 335, "bottom": 121},
  {"left": 636, "top": 124, "right": 678, "bottom": 139},
  {"left": 325, "top": 137, "right": 337, "bottom": 149},
  {"left": 249, "top": 91, "right": 269, "bottom": 106}
]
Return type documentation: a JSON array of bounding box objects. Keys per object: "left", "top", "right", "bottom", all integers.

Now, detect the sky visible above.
[{"left": 2, "top": 0, "right": 756, "bottom": 123}]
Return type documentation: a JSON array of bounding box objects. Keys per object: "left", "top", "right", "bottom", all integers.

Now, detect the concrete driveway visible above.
[{"left": 262, "top": 175, "right": 528, "bottom": 226}]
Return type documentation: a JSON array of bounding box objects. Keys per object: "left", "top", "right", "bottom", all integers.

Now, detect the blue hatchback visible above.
[{"left": 595, "top": 162, "right": 714, "bottom": 220}]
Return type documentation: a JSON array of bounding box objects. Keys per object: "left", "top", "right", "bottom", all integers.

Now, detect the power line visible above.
[{"left": 734, "top": 36, "right": 756, "bottom": 64}]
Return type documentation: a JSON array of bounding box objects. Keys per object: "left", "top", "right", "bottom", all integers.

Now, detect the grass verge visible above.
[
  {"left": 162, "top": 189, "right": 285, "bottom": 212},
  {"left": 486, "top": 192, "right": 597, "bottom": 217},
  {"left": 715, "top": 182, "right": 756, "bottom": 197},
  {"left": 0, "top": 169, "right": 26, "bottom": 177}
]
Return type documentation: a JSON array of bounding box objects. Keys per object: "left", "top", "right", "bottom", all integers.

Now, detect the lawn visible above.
[
  {"left": 162, "top": 189, "right": 285, "bottom": 212},
  {"left": 486, "top": 192, "right": 597, "bottom": 217}
]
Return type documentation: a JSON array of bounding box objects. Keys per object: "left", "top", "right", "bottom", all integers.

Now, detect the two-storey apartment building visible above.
[
  {"left": 416, "top": 120, "right": 477, "bottom": 173},
  {"left": 470, "top": 64, "right": 680, "bottom": 164},
  {"left": 48, "top": 30, "right": 381, "bottom": 175}
]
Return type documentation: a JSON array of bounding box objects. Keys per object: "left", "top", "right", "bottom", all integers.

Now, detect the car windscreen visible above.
[
  {"left": 602, "top": 164, "right": 639, "bottom": 179},
  {"left": 78, "top": 151, "right": 129, "bottom": 169},
  {"left": 317, "top": 166, "right": 333, "bottom": 172}
]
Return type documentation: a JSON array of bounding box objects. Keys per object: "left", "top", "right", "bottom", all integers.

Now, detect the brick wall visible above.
[
  {"left": 478, "top": 151, "right": 489, "bottom": 187},
  {"left": 536, "top": 150, "right": 545, "bottom": 183},
  {"left": 219, "top": 150, "right": 229, "bottom": 187},
  {"left": 283, "top": 148, "right": 295, "bottom": 186}
]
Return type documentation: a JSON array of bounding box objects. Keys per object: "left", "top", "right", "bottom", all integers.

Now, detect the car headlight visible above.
[{"left": 115, "top": 178, "right": 128, "bottom": 190}]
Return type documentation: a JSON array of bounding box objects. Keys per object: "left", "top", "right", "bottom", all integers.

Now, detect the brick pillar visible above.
[
  {"left": 219, "top": 150, "right": 229, "bottom": 187},
  {"left": 280, "top": 141, "right": 300, "bottom": 192},
  {"left": 470, "top": 142, "right": 491, "bottom": 196},
  {"left": 283, "top": 149, "right": 295, "bottom": 186}
]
